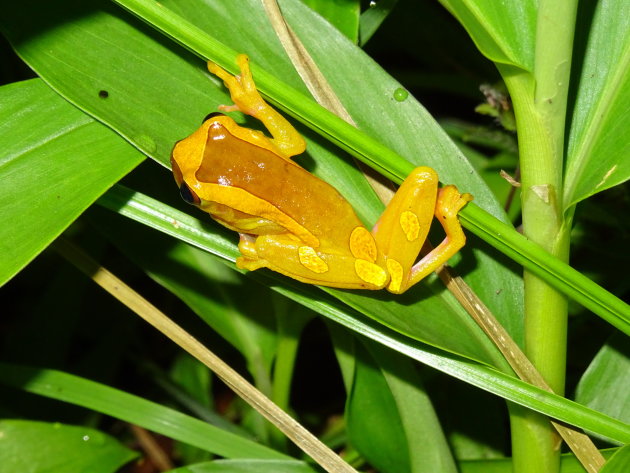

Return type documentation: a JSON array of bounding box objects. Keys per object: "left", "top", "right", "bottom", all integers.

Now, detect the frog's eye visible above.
[
  {"left": 202, "top": 112, "right": 225, "bottom": 124},
  {"left": 179, "top": 182, "right": 201, "bottom": 205}
]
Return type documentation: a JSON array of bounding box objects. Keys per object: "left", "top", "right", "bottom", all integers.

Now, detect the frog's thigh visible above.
[
  {"left": 250, "top": 235, "right": 387, "bottom": 290},
  {"left": 372, "top": 167, "right": 438, "bottom": 292}
]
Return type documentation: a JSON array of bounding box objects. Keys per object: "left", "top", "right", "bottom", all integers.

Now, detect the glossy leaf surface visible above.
[
  {"left": 0, "top": 420, "right": 137, "bottom": 473},
  {"left": 0, "top": 79, "right": 143, "bottom": 285}
]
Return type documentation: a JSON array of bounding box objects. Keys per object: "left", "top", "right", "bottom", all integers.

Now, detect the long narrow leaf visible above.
[
  {"left": 0, "top": 363, "right": 289, "bottom": 460},
  {"left": 97, "top": 187, "right": 630, "bottom": 443}
]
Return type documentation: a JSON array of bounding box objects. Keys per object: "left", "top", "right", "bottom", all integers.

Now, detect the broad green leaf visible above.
[
  {"left": 0, "top": 79, "right": 143, "bottom": 286},
  {"left": 575, "top": 333, "right": 630, "bottom": 442},
  {"left": 563, "top": 0, "right": 630, "bottom": 208},
  {"left": 0, "top": 419, "right": 137, "bottom": 473},
  {"left": 601, "top": 445, "right": 630, "bottom": 473},
  {"left": 300, "top": 0, "right": 360, "bottom": 43},
  {"left": 437, "top": 0, "right": 536, "bottom": 71},
  {"left": 0, "top": 363, "right": 289, "bottom": 460},
  {"left": 0, "top": 0, "right": 524, "bottom": 356},
  {"left": 0, "top": 1, "right": 211, "bottom": 164},
  {"left": 346, "top": 341, "right": 457, "bottom": 473},
  {"left": 167, "top": 459, "right": 316, "bottom": 473}
]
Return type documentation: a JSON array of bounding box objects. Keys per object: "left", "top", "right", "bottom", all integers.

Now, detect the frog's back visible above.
[{"left": 199, "top": 123, "right": 364, "bottom": 240}]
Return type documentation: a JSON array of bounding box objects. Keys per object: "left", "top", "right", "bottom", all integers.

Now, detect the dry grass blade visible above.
[
  {"left": 53, "top": 237, "right": 358, "bottom": 473},
  {"left": 437, "top": 264, "right": 605, "bottom": 473}
]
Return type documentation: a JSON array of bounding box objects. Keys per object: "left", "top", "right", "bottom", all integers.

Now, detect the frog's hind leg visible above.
[
  {"left": 404, "top": 185, "right": 473, "bottom": 291},
  {"left": 372, "top": 167, "right": 439, "bottom": 293},
  {"left": 207, "top": 55, "right": 305, "bottom": 159},
  {"left": 372, "top": 167, "right": 472, "bottom": 294}
]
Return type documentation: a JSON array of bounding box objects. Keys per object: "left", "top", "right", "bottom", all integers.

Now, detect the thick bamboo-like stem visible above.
[{"left": 505, "top": 1, "right": 580, "bottom": 472}]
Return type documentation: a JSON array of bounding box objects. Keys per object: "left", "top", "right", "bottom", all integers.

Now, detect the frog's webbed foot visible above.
[{"left": 438, "top": 185, "right": 473, "bottom": 221}]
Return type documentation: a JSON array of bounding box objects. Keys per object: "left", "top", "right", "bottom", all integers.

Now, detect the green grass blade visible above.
[
  {"left": 461, "top": 204, "right": 630, "bottom": 335},
  {"left": 0, "top": 419, "right": 137, "bottom": 473},
  {"left": 0, "top": 363, "right": 288, "bottom": 460}
]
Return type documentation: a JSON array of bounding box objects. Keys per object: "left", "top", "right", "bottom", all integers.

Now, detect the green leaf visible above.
[
  {"left": 0, "top": 363, "right": 289, "bottom": 460},
  {"left": 601, "top": 445, "right": 630, "bottom": 473},
  {"left": 0, "top": 419, "right": 137, "bottom": 473},
  {"left": 0, "top": 79, "right": 143, "bottom": 286},
  {"left": 167, "top": 459, "right": 317, "bottom": 473},
  {"left": 563, "top": 0, "right": 630, "bottom": 208},
  {"left": 0, "top": 1, "right": 214, "bottom": 165},
  {"left": 437, "top": 0, "right": 537, "bottom": 71},
  {"left": 575, "top": 333, "right": 630, "bottom": 443},
  {"left": 346, "top": 341, "right": 457, "bottom": 473},
  {"left": 300, "top": 0, "right": 360, "bottom": 43}
]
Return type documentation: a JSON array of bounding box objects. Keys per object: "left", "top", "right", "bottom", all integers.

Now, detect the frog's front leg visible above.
[
  {"left": 373, "top": 167, "right": 473, "bottom": 294},
  {"left": 207, "top": 55, "right": 305, "bottom": 159}
]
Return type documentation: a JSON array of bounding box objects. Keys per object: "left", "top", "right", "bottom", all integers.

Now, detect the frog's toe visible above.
[
  {"left": 236, "top": 256, "right": 267, "bottom": 271},
  {"left": 438, "top": 185, "right": 473, "bottom": 218}
]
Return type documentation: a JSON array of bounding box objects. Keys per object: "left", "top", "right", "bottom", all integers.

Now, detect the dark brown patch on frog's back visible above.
[{"left": 196, "top": 123, "right": 362, "bottom": 236}]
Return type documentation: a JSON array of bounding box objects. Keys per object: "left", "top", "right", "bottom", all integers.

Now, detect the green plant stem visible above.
[{"left": 502, "top": 1, "right": 579, "bottom": 473}]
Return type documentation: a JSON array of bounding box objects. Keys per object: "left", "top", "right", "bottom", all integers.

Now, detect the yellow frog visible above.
[{"left": 171, "top": 55, "right": 472, "bottom": 293}]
